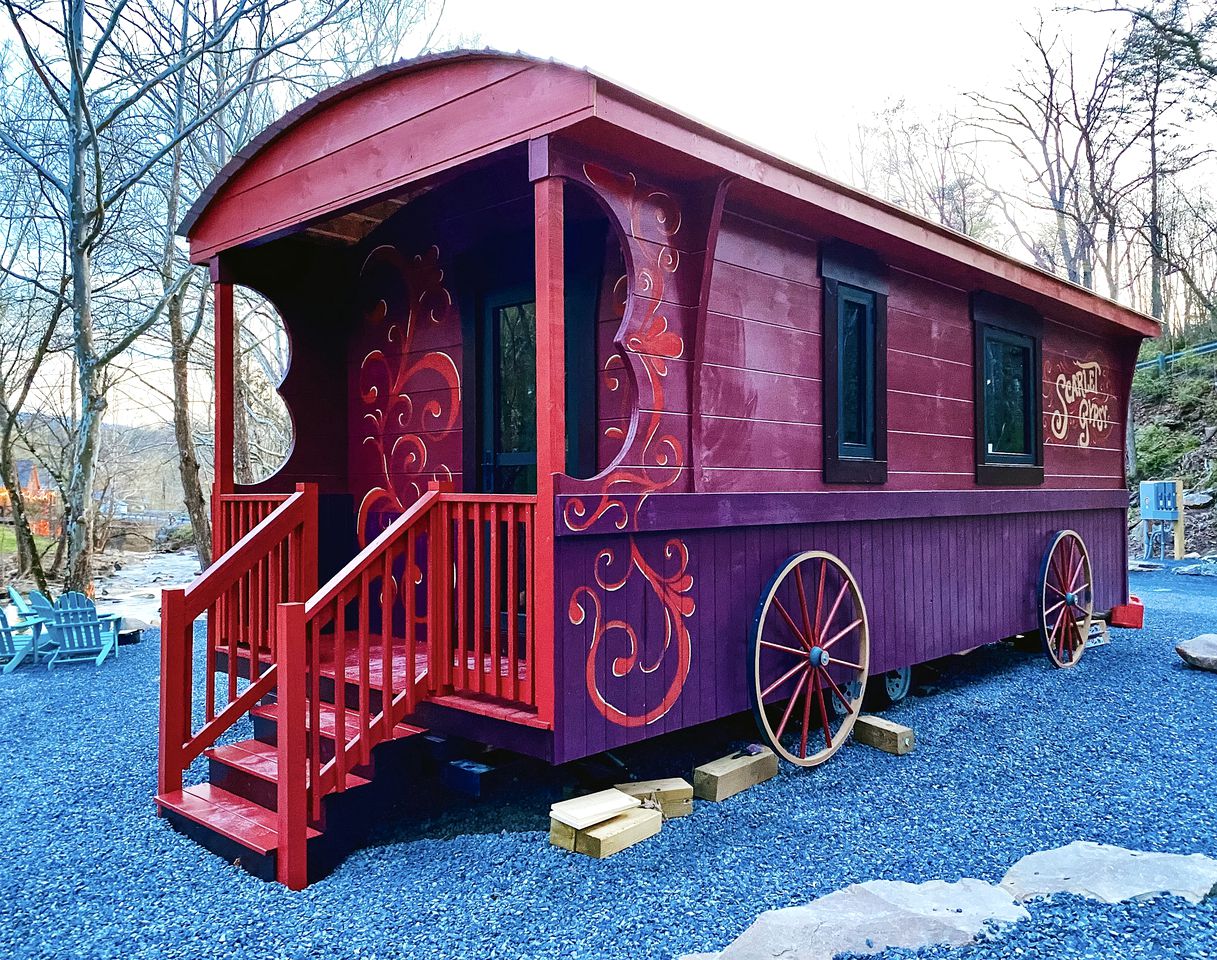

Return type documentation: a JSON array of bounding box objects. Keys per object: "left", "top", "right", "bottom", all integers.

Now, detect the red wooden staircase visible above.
[{"left": 155, "top": 483, "right": 540, "bottom": 888}]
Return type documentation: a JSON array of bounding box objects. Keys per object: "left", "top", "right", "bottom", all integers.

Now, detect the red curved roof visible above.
[{"left": 184, "top": 49, "right": 1157, "bottom": 338}]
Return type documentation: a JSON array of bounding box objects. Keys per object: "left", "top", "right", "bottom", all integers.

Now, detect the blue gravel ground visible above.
[{"left": 0, "top": 565, "right": 1214, "bottom": 960}]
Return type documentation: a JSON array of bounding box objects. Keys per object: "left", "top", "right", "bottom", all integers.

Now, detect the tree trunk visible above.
[
  {"left": 170, "top": 294, "right": 212, "bottom": 566},
  {"left": 62, "top": 0, "right": 101, "bottom": 594},
  {"left": 233, "top": 327, "right": 251, "bottom": 485},
  {"left": 0, "top": 450, "right": 48, "bottom": 589}
]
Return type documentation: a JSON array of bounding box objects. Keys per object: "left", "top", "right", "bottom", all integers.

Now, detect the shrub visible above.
[{"left": 1134, "top": 423, "right": 1199, "bottom": 483}]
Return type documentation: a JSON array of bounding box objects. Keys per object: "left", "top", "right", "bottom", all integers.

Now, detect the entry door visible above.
[{"left": 481, "top": 290, "right": 537, "bottom": 494}]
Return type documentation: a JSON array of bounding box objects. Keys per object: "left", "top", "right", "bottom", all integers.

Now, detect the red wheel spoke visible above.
[
  {"left": 813, "top": 670, "right": 832, "bottom": 752},
  {"left": 775, "top": 669, "right": 810, "bottom": 742},
  {"left": 773, "top": 598, "right": 811, "bottom": 650},
  {"left": 759, "top": 639, "right": 807, "bottom": 657},
  {"left": 828, "top": 657, "right": 864, "bottom": 671},
  {"left": 818, "top": 582, "right": 850, "bottom": 644},
  {"left": 761, "top": 660, "right": 807, "bottom": 700},
  {"left": 813, "top": 560, "right": 827, "bottom": 639},
  {"left": 795, "top": 566, "right": 815, "bottom": 650},
  {"left": 800, "top": 669, "right": 815, "bottom": 758},
  {"left": 1046, "top": 582, "right": 1067, "bottom": 598},
  {"left": 822, "top": 617, "right": 863, "bottom": 651},
  {"left": 1044, "top": 599, "right": 1066, "bottom": 617},
  {"left": 1066, "top": 552, "right": 1084, "bottom": 592},
  {"left": 820, "top": 668, "right": 855, "bottom": 714}
]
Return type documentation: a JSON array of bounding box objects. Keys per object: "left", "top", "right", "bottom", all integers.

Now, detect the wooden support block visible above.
[
  {"left": 693, "top": 748, "right": 779, "bottom": 802},
  {"left": 853, "top": 715, "right": 915, "bottom": 755},
  {"left": 550, "top": 808, "right": 662, "bottom": 858},
  {"left": 550, "top": 787, "right": 639, "bottom": 830},
  {"left": 614, "top": 777, "right": 695, "bottom": 819},
  {"left": 549, "top": 817, "right": 577, "bottom": 851}
]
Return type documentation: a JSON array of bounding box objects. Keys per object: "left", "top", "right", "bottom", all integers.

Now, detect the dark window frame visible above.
[
  {"left": 972, "top": 292, "right": 1044, "bottom": 487},
  {"left": 821, "top": 242, "right": 888, "bottom": 484}
]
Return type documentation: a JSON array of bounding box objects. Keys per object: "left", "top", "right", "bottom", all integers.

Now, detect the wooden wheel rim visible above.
[
  {"left": 749, "top": 550, "right": 870, "bottom": 766},
  {"left": 1038, "top": 529, "right": 1093, "bottom": 669}
]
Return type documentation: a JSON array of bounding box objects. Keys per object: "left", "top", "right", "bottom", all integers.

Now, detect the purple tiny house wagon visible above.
[{"left": 155, "top": 51, "right": 1158, "bottom": 887}]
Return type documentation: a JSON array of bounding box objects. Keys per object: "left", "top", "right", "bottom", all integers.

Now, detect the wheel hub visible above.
[
  {"left": 1064, "top": 591, "right": 1078, "bottom": 605},
  {"left": 808, "top": 646, "right": 830, "bottom": 668}
]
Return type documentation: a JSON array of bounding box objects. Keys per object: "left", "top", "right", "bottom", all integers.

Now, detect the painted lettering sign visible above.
[{"left": 1046, "top": 359, "right": 1113, "bottom": 448}]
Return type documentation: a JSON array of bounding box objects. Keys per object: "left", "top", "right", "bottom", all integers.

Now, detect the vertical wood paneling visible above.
[{"left": 554, "top": 503, "right": 1128, "bottom": 762}]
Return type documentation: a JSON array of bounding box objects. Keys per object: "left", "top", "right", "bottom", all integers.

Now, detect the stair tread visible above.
[
  {"left": 428, "top": 692, "right": 550, "bottom": 729},
  {"left": 251, "top": 701, "right": 427, "bottom": 743},
  {"left": 206, "top": 739, "right": 372, "bottom": 790},
  {"left": 156, "top": 784, "right": 319, "bottom": 855}
]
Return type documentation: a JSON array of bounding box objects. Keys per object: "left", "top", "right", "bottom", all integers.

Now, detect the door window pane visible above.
[{"left": 497, "top": 302, "right": 536, "bottom": 455}]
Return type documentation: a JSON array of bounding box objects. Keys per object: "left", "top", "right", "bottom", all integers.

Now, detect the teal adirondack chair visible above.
[
  {"left": 0, "top": 615, "right": 43, "bottom": 673},
  {"left": 31, "top": 591, "right": 119, "bottom": 669},
  {"left": 7, "top": 585, "right": 36, "bottom": 620}
]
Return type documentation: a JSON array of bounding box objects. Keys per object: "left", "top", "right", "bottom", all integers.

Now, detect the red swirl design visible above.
[
  {"left": 568, "top": 538, "right": 695, "bottom": 727},
  {"left": 356, "top": 244, "right": 461, "bottom": 545}
]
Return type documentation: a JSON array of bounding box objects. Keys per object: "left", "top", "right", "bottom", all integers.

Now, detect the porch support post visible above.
[
  {"left": 210, "top": 258, "right": 235, "bottom": 551},
  {"left": 533, "top": 174, "right": 564, "bottom": 727}
]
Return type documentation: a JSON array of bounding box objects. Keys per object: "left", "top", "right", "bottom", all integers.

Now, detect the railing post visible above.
[
  {"left": 296, "top": 483, "right": 320, "bottom": 598},
  {"left": 157, "top": 588, "right": 189, "bottom": 795},
  {"left": 276, "top": 602, "right": 308, "bottom": 890},
  {"left": 532, "top": 173, "right": 564, "bottom": 727}
]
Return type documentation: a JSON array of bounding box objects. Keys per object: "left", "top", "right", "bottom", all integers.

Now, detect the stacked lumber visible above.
[
  {"left": 549, "top": 788, "right": 661, "bottom": 858},
  {"left": 614, "top": 777, "right": 694, "bottom": 818}
]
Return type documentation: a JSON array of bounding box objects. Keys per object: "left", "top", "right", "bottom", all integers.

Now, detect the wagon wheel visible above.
[
  {"left": 1038, "top": 530, "right": 1094, "bottom": 669},
  {"left": 749, "top": 551, "right": 870, "bottom": 766},
  {"left": 882, "top": 667, "right": 912, "bottom": 704}
]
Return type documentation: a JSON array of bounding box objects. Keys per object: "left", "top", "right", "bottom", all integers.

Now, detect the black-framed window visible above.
[
  {"left": 822, "top": 242, "right": 887, "bottom": 484},
  {"left": 972, "top": 292, "right": 1043, "bottom": 486}
]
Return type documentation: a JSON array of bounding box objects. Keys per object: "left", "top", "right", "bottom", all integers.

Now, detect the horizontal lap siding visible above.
[
  {"left": 553, "top": 504, "right": 1127, "bottom": 762},
  {"left": 696, "top": 214, "right": 824, "bottom": 489},
  {"left": 694, "top": 212, "right": 1135, "bottom": 494}
]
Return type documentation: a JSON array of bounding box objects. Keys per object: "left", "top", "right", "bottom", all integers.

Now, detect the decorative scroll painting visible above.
[
  {"left": 355, "top": 244, "right": 462, "bottom": 546},
  {"left": 568, "top": 538, "right": 695, "bottom": 728},
  {"left": 564, "top": 163, "right": 698, "bottom": 728},
  {"left": 1044, "top": 357, "right": 1114, "bottom": 448}
]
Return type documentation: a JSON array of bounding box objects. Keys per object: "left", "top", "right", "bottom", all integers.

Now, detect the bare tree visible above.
[{"left": 0, "top": 0, "right": 360, "bottom": 590}]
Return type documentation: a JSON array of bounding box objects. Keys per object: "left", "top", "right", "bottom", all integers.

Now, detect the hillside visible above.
[{"left": 1131, "top": 348, "right": 1217, "bottom": 557}]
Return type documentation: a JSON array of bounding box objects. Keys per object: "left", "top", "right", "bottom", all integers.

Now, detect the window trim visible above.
[
  {"left": 821, "top": 242, "right": 888, "bottom": 484},
  {"left": 972, "top": 292, "right": 1044, "bottom": 487}
]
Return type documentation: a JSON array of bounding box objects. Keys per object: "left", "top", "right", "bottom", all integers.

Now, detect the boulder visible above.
[
  {"left": 712, "top": 879, "right": 1028, "bottom": 960},
  {"left": 1176, "top": 634, "right": 1217, "bottom": 672},
  {"left": 1001, "top": 841, "right": 1217, "bottom": 905},
  {"left": 1174, "top": 560, "right": 1217, "bottom": 577},
  {"left": 1184, "top": 491, "right": 1215, "bottom": 509}
]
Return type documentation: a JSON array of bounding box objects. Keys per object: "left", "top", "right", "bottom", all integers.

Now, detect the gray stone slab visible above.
[
  {"left": 710, "top": 878, "right": 1028, "bottom": 960},
  {"left": 1002, "top": 841, "right": 1217, "bottom": 904}
]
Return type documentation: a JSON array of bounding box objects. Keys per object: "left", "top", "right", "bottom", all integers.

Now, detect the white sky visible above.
[{"left": 433, "top": 0, "right": 1126, "bottom": 175}]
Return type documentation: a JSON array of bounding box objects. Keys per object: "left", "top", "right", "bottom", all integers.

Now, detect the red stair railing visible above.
[
  {"left": 434, "top": 494, "right": 536, "bottom": 706},
  {"left": 157, "top": 483, "right": 318, "bottom": 797}
]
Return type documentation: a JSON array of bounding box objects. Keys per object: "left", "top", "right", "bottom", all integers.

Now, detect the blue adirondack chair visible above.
[
  {"left": 0, "top": 614, "right": 43, "bottom": 673},
  {"left": 7, "top": 585, "right": 36, "bottom": 620},
  {"left": 31, "top": 591, "right": 119, "bottom": 669}
]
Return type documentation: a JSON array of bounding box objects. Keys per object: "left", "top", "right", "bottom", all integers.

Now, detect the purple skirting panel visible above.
[{"left": 551, "top": 490, "right": 1128, "bottom": 763}]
